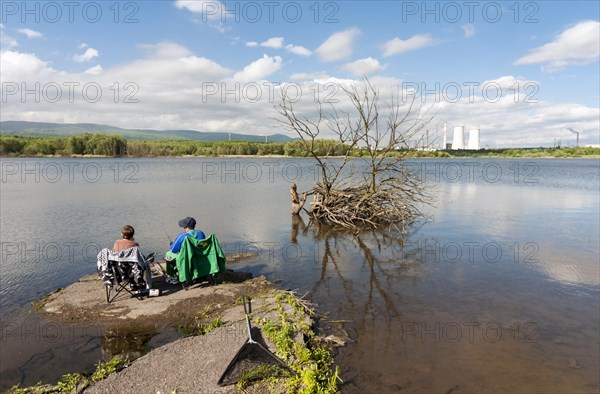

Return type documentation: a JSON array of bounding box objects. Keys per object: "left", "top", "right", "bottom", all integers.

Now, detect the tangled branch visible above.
[{"left": 277, "top": 78, "right": 434, "bottom": 232}]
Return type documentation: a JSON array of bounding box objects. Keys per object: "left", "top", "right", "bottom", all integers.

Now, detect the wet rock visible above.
[{"left": 324, "top": 335, "right": 346, "bottom": 347}]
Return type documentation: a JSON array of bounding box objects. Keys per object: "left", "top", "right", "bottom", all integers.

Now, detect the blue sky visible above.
[{"left": 1, "top": 1, "right": 599, "bottom": 147}]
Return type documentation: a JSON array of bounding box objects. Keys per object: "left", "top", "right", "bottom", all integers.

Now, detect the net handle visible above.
[{"left": 243, "top": 295, "right": 255, "bottom": 342}]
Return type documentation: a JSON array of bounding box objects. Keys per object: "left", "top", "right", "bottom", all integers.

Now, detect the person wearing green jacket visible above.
[
  {"left": 175, "top": 233, "right": 227, "bottom": 283},
  {"left": 164, "top": 217, "right": 206, "bottom": 284}
]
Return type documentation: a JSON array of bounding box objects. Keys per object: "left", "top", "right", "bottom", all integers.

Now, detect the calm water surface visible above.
[{"left": 0, "top": 157, "right": 598, "bottom": 393}]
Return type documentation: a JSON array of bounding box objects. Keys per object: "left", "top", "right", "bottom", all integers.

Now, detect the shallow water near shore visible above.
[{"left": 1, "top": 157, "right": 598, "bottom": 392}]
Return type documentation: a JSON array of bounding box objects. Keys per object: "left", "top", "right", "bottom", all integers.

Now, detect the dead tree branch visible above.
[{"left": 277, "top": 78, "right": 433, "bottom": 232}]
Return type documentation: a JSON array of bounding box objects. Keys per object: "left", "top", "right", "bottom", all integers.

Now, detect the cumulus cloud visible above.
[
  {"left": 289, "top": 71, "right": 330, "bottom": 81},
  {"left": 1, "top": 43, "right": 238, "bottom": 130},
  {"left": 316, "top": 27, "right": 361, "bottom": 62},
  {"left": 174, "top": 0, "right": 230, "bottom": 32},
  {"left": 514, "top": 20, "right": 600, "bottom": 72},
  {"left": 84, "top": 65, "right": 103, "bottom": 75},
  {"left": 285, "top": 44, "right": 311, "bottom": 56},
  {"left": 382, "top": 34, "right": 439, "bottom": 57},
  {"left": 248, "top": 37, "right": 311, "bottom": 56},
  {"left": 18, "top": 28, "right": 43, "bottom": 39},
  {"left": 0, "top": 50, "right": 56, "bottom": 81},
  {"left": 0, "top": 34, "right": 18, "bottom": 48},
  {"left": 1, "top": 43, "right": 598, "bottom": 147},
  {"left": 73, "top": 47, "right": 99, "bottom": 62},
  {"left": 260, "top": 37, "right": 284, "bottom": 49},
  {"left": 462, "top": 24, "right": 475, "bottom": 38},
  {"left": 174, "top": 0, "right": 223, "bottom": 19},
  {"left": 0, "top": 24, "right": 18, "bottom": 49},
  {"left": 343, "top": 57, "right": 386, "bottom": 76},
  {"left": 233, "top": 54, "right": 282, "bottom": 81},
  {"left": 139, "top": 41, "right": 192, "bottom": 58}
]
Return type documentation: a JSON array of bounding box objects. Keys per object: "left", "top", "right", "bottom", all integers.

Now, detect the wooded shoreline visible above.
[{"left": 1, "top": 134, "right": 598, "bottom": 158}]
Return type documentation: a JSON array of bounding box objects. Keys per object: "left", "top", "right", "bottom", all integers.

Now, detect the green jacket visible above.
[{"left": 176, "top": 233, "right": 227, "bottom": 282}]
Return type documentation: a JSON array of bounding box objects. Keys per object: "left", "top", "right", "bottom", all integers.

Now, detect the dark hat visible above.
[{"left": 178, "top": 217, "right": 196, "bottom": 229}]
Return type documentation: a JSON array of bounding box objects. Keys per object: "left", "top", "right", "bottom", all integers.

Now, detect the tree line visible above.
[
  {"left": 0, "top": 134, "right": 351, "bottom": 157},
  {"left": 0, "top": 134, "right": 598, "bottom": 158}
]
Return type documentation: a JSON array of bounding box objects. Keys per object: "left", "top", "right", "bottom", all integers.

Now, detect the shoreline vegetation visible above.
[{"left": 1, "top": 134, "right": 598, "bottom": 159}]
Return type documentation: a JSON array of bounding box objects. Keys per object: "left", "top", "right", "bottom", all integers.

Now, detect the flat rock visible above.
[
  {"left": 85, "top": 294, "right": 311, "bottom": 394},
  {"left": 41, "top": 269, "right": 264, "bottom": 327}
]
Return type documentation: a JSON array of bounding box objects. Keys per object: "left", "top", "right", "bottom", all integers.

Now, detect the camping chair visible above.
[
  {"left": 166, "top": 234, "right": 226, "bottom": 289},
  {"left": 97, "top": 247, "right": 155, "bottom": 303}
]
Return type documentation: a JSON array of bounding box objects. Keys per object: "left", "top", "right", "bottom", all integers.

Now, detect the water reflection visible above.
[
  {"left": 289, "top": 213, "right": 599, "bottom": 393},
  {"left": 293, "top": 216, "right": 421, "bottom": 339},
  {"left": 1, "top": 158, "right": 598, "bottom": 393}
]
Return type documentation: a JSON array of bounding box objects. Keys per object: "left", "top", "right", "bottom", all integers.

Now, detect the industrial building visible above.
[{"left": 444, "top": 123, "right": 481, "bottom": 150}]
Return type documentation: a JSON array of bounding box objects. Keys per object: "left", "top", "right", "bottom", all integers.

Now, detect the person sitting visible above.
[
  {"left": 103, "top": 225, "right": 150, "bottom": 290},
  {"left": 112, "top": 225, "right": 139, "bottom": 253},
  {"left": 164, "top": 217, "right": 206, "bottom": 283}
]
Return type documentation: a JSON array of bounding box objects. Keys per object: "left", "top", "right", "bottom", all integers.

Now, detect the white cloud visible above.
[
  {"left": 174, "top": 0, "right": 223, "bottom": 19},
  {"left": 1, "top": 33, "right": 18, "bottom": 49},
  {"left": 1, "top": 43, "right": 598, "bottom": 148},
  {"left": 0, "top": 50, "right": 55, "bottom": 81},
  {"left": 462, "top": 24, "right": 475, "bottom": 38},
  {"left": 233, "top": 54, "right": 282, "bottom": 81},
  {"left": 289, "top": 71, "right": 330, "bottom": 81},
  {"left": 0, "top": 24, "right": 18, "bottom": 49},
  {"left": 514, "top": 20, "right": 600, "bottom": 72},
  {"left": 84, "top": 65, "right": 103, "bottom": 75},
  {"left": 18, "top": 28, "right": 43, "bottom": 39},
  {"left": 481, "top": 75, "right": 536, "bottom": 90},
  {"left": 382, "top": 34, "right": 439, "bottom": 57},
  {"left": 73, "top": 47, "right": 99, "bottom": 62},
  {"left": 139, "top": 41, "right": 192, "bottom": 58},
  {"left": 248, "top": 37, "right": 311, "bottom": 56},
  {"left": 210, "top": 22, "right": 229, "bottom": 33},
  {"left": 316, "top": 27, "right": 361, "bottom": 62},
  {"left": 175, "top": 0, "right": 230, "bottom": 32},
  {"left": 18, "top": 29, "right": 44, "bottom": 38},
  {"left": 343, "top": 57, "right": 386, "bottom": 76},
  {"left": 285, "top": 44, "right": 311, "bottom": 56},
  {"left": 245, "top": 37, "right": 312, "bottom": 56},
  {"left": 260, "top": 37, "right": 284, "bottom": 49}
]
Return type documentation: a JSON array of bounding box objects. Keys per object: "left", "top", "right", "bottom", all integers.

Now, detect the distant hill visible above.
[{"left": 0, "top": 121, "right": 294, "bottom": 142}]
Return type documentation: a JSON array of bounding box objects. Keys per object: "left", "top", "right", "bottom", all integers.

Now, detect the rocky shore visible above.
[{"left": 11, "top": 260, "right": 341, "bottom": 393}]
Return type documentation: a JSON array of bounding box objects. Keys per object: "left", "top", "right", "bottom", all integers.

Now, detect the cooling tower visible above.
[
  {"left": 452, "top": 126, "right": 465, "bottom": 149},
  {"left": 467, "top": 128, "right": 480, "bottom": 150}
]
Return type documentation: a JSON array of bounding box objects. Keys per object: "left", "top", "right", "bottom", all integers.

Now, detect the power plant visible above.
[
  {"left": 467, "top": 128, "right": 480, "bottom": 150},
  {"left": 410, "top": 123, "right": 482, "bottom": 150},
  {"left": 452, "top": 126, "right": 465, "bottom": 149},
  {"left": 447, "top": 125, "right": 481, "bottom": 150}
]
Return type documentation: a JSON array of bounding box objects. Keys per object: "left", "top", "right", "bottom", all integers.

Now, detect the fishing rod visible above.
[
  {"left": 162, "top": 225, "right": 173, "bottom": 244},
  {"left": 153, "top": 218, "right": 173, "bottom": 277},
  {"left": 159, "top": 218, "right": 173, "bottom": 244}
]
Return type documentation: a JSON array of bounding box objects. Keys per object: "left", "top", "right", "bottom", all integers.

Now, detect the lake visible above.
[{"left": 1, "top": 157, "right": 598, "bottom": 392}]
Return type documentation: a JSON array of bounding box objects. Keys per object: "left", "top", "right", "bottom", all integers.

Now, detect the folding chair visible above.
[
  {"left": 97, "top": 248, "right": 155, "bottom": 303},
  {"left": 165, "top": 234, "right": 226, "bottom": 289}
]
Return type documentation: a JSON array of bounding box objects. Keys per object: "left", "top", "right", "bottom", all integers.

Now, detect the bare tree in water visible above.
[{"left": 277, "top": 79, "right": 433, "bottom": 232}]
